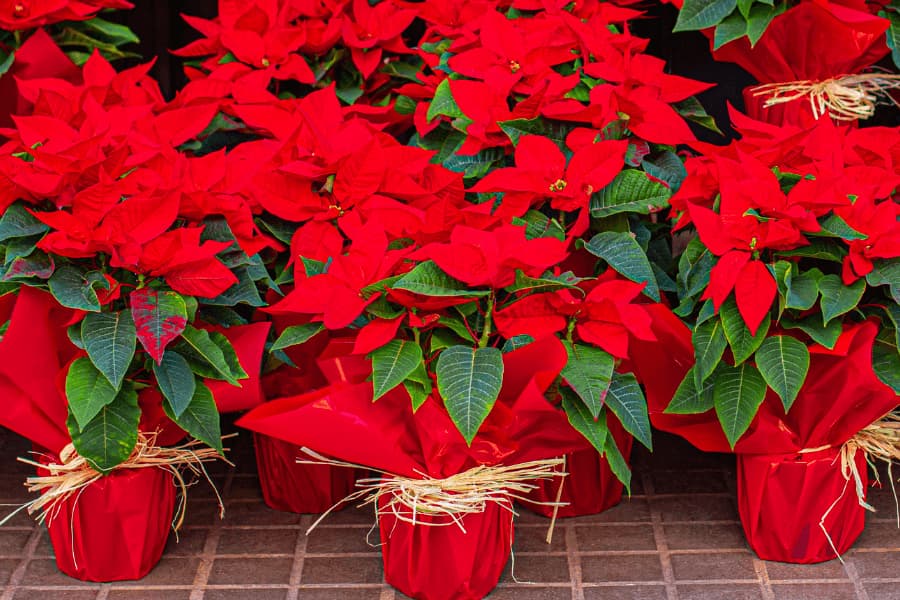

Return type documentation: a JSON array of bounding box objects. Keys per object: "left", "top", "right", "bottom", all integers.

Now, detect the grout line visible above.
[
  {"left": 378, "top": 584, "right": 397, "bottom": 599},
  {"left": 565, "top": 523, "right": 584, "bottom": 600},
  {"left": 642, "top": 472, "right": 678, "bottom": 600},
  {"left": 752, "top": 558, "right": 775, "bottom": 600},
  {"left": 1, "top": 525, "right": 42, "bottom": 600},
  {"left": 842, "top": 555, "right": 870, "bottom": 600},
  {"left": 284, "top": 515, "right": 310, "bottom": 600},
  {"left": 188, "top": 468, "right": 235, "bottom": 600}
]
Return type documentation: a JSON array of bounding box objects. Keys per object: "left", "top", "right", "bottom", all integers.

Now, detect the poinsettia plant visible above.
[
  {"left": 0, "top": 52, "right": 272, "bottom": 472},
  {"left": 666, "top": 109, "right": 900, "bottom": 446},
  {"left": 208, "top": 1, "right": 724, "bottom": 490}
]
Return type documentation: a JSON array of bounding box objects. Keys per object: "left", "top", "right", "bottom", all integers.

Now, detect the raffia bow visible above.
[
  {"left": 751, "top": 73, "right": 900, "bottom": 121},
  {"left": 5, "top": 431, "right": 231, "bottom": 531},
  {"left": 299, "top": 448, "right": 567, "bottom": 535},
  {"left": 810, "top": 413, "right": 900, "bottom": 561}
]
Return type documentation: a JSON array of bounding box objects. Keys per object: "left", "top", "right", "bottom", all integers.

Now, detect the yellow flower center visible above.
[
  {"left": 509, "top": 60, "right": 521, "bottom": 73},
  {"left": 261, "top": 57, "right": 270, "bottom": 67},
  {"left": 549, "top": 178, "right": 567, "bottom": 193}
]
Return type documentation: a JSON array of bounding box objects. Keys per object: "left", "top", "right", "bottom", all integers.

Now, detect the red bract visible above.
[
  {"left": 341, "top": 0, "right": 415, "bottom": 79},
  {"left": 494, "top": 275, "right": 655, "bottom": 358},
  {"left": 471, "top": 134, "right": 627, "bottom": 213},
  {"left": 838, "top": 198, "right": 900, "bottom": 283},
  {"left": 0, "top": 0, "right": 131, "bottom": 30},
  {"left": 267, "top": 220, "right": 408, "bottom": 328},
  {"left": 448, "top": 79, "right": 541, "bottom": 154},
  {"left": 415, "top": 223, "right": 569, "bottom": 288}
]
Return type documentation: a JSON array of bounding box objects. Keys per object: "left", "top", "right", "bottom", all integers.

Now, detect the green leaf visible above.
[
  {"left": 0, "top": 50, "right": 14, "bottom": 78},
  {"left": 204, "top": 266, "right": 265, "bottom": 307},
  {"left": 403, "top": 361, "right": 432, "bottom": 412},
  {"left": 641, "top": 151, "right": 687, "bottom": 192},
  {"left": 426, "top": 79, "right": 463, "bottom": 121},
  {"left": 872, "top": 338, "right": 900, "bottom": 394},
  {"left": 692, "top": 318, "right": 728, "bottom": 384},
  {"left": 818, "top": 275, "right": 865, "bottom": 325},
  {"left": 498, "top": 118, "right": 546, "bottom": 145},
  {"left": 866, "top": 259, "right": 900, "bottom": 304},
  {"left": 713, "top": 11, "right": 748, "bottom": 49},
  {"left": 780, "top": 315, "right": 842, "bottom": 350},
  {"left": 784, "top": 268, "right": 822, "bottom": 311},
  {"left": 775, "top": 239, "right": 845, "bottom": 262},
  {"left": 370, "top": 340, "right": 423, "bottom": 401},
  {"left": 885, "top": 7, "right": 900, "bottom": 70},
  {"left": 48, "top": 266, "right": 110, "bottom": 312},
  {"left": 65, "top": 357, "right": 118, "bottom": 429},
  {"left": 436, "top": 345, "right": 504, "bottom": 445},
  {"left": 720, "top": 299, "right": 770, "bottom": 364},
  {"left": 674, "top": 0, "right": 738, "bottom": 31},
  {"left": 271, "top": 323, "right": 324, "bottom": 351},
  {"left": 561, "top": 342, "right": 615, "bottom": 418},
  {"left": 68, "top": 384, "right": 140, "bottom": 473},
  {"left": 605, "top": 372, "right": 652, "bottom": 450},
  {"left": 501, "top": 334, "right": 534, "bottom": 353},
  {"left": 816, "top": 214, "right": 868, "bottom": 240},
  {"left": 393, "top": 260, "right": 489, "bottom": 297},
  {"left": 673, "top": 97, "right": 723, "bottom": 135},
  {"left": 177, "top": 326, "right": 244, "bottom": 385},
  {"left": 443, "top": 147, "right": 505, "bottom": 179},
  {"left": 130, "top": 288, "right": 188, "bottom": 364},
  {"left": 602, "top": 427, "right": 632, "bottom": 493},
  {"left": 152, "top": 351, "right": 196, "bottom": 418},
  {"left": 0, "top": 203, "right": 48, "bottom": 242},
  {"left": 513, "top": 210, "right": 566, "bottom": 241},
  {"left": 163, "top": 382, "right": 223, "bottom": 454},
  {"left": 561, "top": 389, "right": 609, "bottom": 454},
  {"left": 505, "top": 270, "right": 584, "bottom": 294},
  {"left": 677, "top": 237, "right": 715, "bottom": 298},
  {"left": 666, "top": 366, "right": 716, "bottom": 414},
  {"left": 746, "top": 3, "right": 780, "bottom": 46},
  {"left": 755, "top": 335, "right": 809, "bottom": 413},
  {"left": 2, "top": 249, "right": 53, "bottom": 280},
  {"left": 79, "top": 17, "right": 139, "bottom": 46},
  {"left": 590, "top": 169, "right": 672, "bottom": 219},
  {"left": 713, "top": 362, "right": 767, "bottom": 448},
  {"left": 583, "top": 231, "right": 660, "bottom": 301},
  {"left": 81, "top": 311, "right": 136, "bottom": 390}
]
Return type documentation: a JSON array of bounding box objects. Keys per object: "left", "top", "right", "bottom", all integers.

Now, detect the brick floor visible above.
[{"left": 0, "top": 424, "right": 897, "bottom": 599}]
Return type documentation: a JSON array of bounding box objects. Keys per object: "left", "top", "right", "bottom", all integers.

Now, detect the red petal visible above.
[
  {"left": 352, "top": 315, "right": 404, "bottom": 355},
  {"left": 734, "top": 260, "right": 775, "bottom": 336},
  {"left": 704, "top": 250, "right": 751, "bottom": 311}
]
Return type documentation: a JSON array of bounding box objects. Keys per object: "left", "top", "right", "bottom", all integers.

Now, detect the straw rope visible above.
[
  {"left": 6, "top": 432, "right": 232, "bottom": 532},
  {"left": 751, "top": 74, "right": 900, "bottom": 121},
  {"left": 815, "top": 413, "right": 900, "bottom": 562},
  {"left": 298, "top": 448, "right": 568, "bottom": 535}
]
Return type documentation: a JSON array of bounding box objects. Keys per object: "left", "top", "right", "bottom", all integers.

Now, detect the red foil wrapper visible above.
[
  {"left": 377, "top": 488, "right": 513, "bottom": 600},
  {"left": 738, "top": 448, "right": 867, "bottom": 563},
  {"left": 46, "top": 466, "right": 176, "bottom": 582},
  {"left": 253, "top": 432, "right": 361, "bottom": 513},
  {"left": 522, "top": 413, "right": 633, "bottom": 518}
]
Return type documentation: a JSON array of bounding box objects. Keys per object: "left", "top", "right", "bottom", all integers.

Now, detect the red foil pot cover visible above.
[
  {"left": 377, "top": 489, "right": 514, "bottom": 600},
  {"left": 253, "top": 432, "right": 362, "bottom": 514},
  {"left": 522, "top": 413, "right": 634, "bottom": 518},
  {"left": 45, "top": 466, "right": 176, "bottom": 582},
  {"left": 737, "top": 447, "right": 867, "bottom": 564}
]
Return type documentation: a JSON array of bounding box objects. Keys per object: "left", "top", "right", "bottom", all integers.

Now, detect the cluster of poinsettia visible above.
[
  {"left": 666, "top": 107, "right": 900, "bottom": 445},
  {"left": 0, "top": 0, "right": 131, "bottom": 30},
  {"left": 0, "top": 52, "right": 275, "bottom": 471},
  {"left": 164, "top": 0, "right": 726, "bottom": 488}
]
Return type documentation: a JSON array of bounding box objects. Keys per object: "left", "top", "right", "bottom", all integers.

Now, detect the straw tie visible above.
[
  {"left": 751, "top": 73, "right": 900, "bottom": 121},
  {"left": 8, "top": 431, "right": 231, "bottom": 532},
  {"left": 298, "top": 448, "right": 568, "bottom": 535}
]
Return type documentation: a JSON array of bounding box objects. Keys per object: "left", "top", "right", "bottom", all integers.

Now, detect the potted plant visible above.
[
  {"left": 642, "top": 110, "right": 900, "bottom": 562},
  {"left": 0, "top": 52, "right": 269, "bottom": 581}
]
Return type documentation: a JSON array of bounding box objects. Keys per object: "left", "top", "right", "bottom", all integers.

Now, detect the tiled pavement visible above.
[{"left": 0, "top": 424, "right": 897, "bottom": 600}]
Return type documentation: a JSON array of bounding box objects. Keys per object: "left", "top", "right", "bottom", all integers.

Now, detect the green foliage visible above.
[{"left": 436, "top": 345, "right": 504, "bottom": 445}]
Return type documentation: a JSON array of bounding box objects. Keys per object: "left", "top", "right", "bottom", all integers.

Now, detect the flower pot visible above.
[
  {"left": 45, "top": 466, "right": 176, "bottom": 581},
  {"left": 521, "top": 415, "right": 633, "bottom": 518},
  {"left": 377, "top": 488, "right": 513, "bottom": 600},
  {"left": 737, "top": 447, "right": 867, "bottom": 563},
  {"left": 254, "top": 433, "right": 360, "bottom": 513}
]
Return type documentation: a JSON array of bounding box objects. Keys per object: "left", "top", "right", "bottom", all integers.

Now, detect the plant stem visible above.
[{"left": 478, "top": 293, "right": 495, "bottom": 348}]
